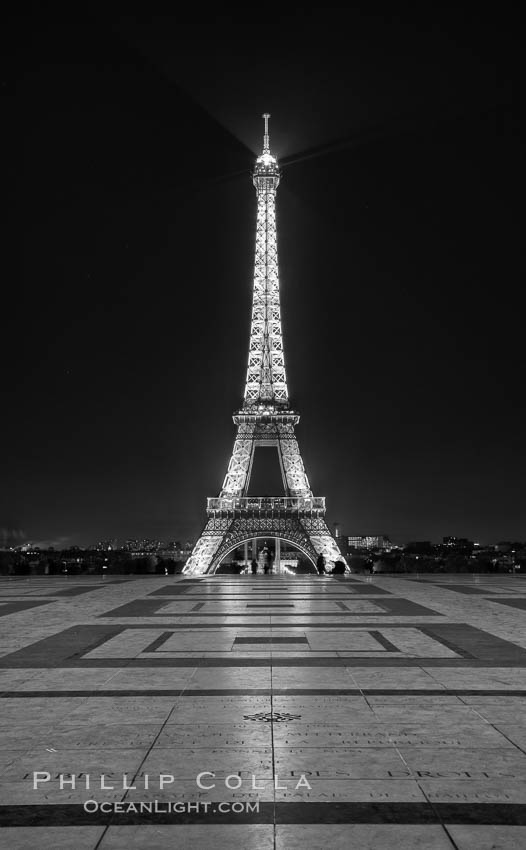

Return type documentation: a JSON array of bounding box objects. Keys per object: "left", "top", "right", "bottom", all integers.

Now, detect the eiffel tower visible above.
[{"left": 184, "top": 115, "right": 347, "bottom": 575}]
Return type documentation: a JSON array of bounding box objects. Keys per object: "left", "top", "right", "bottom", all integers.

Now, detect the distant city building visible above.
[
  {"left": 120, "top": 539, "right": 191, "bottom": 562},
  {"left": 91, "top": 540, "right": 116, "bottom": 551},
  {"left": 443, "top": 536, "right": 473, "bottom": 549},
  {"left": 157, "top": 550, "right": 180, "bottom": 562},
  {"left": 346, "top": 535, "right": 392, "bottom": 551},
  {"left": 124, "top": 539, "right": 163, "bottom": 553}
]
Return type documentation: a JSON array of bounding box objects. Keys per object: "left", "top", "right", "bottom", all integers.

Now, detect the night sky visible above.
[{"left": 3, "top": 10, "right": 523, "bottom": 547}]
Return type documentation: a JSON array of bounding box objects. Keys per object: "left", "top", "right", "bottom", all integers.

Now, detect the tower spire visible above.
[{"left": 262, "top": 112, "right": 270, "bottom": 153}]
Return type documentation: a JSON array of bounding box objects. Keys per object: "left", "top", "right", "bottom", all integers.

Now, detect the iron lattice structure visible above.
[{"left": 184, "top": 115, "right": 347, "bottom": 574}]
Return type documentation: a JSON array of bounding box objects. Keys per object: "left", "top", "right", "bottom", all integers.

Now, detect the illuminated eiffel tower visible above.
[{"left": 184, "top": 115, "right": 347, "bottom": 574}]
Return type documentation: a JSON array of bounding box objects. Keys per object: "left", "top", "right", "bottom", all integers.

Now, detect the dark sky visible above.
[{"left": 3, "top": 9, "right": 523, "bottom": 547}]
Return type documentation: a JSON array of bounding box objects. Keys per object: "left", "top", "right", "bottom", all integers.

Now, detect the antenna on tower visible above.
[{"left": 262, "top": 112, "right": 270, "bottom": 152}]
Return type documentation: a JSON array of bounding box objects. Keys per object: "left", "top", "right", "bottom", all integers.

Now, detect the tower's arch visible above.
[{"left": 209, "top": 533, "right": 318, "bottom": 574}]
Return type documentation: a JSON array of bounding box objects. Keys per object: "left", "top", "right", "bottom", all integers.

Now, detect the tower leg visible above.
[
  {"left": 301, "top": 517, "right": 348, "bottom": 570},
  {"left": 183, "top": 518, "right": 232, "bottom": 575}
]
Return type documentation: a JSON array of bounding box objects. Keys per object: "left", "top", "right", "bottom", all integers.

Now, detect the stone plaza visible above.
[{"left": 0, "top": 571, "right": 526, "bottom": 848}]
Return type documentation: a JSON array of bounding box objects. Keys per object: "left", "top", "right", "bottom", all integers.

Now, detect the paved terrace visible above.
[{"left": 1, "top": 572, "right": 526, "bottom": 848}]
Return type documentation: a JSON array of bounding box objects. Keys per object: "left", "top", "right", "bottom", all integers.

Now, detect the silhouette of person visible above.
[
  {"left": 251, "top": 559, "right": 258, "bottom": 575},
  {"left": 316, "top": 553, "right": 326, "bottom": 575}
]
